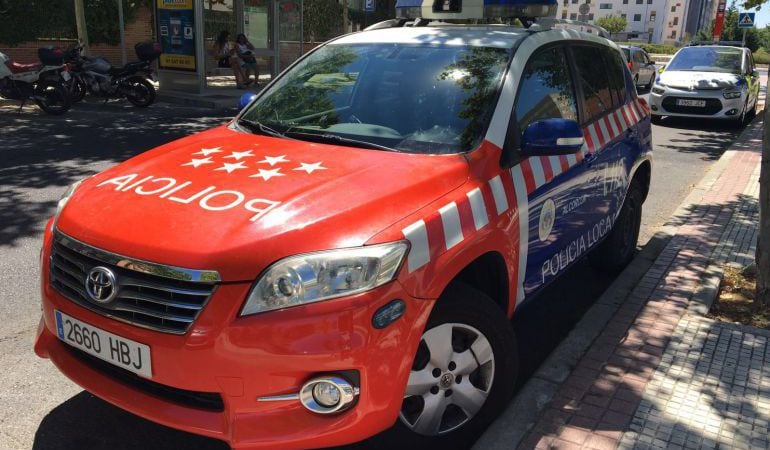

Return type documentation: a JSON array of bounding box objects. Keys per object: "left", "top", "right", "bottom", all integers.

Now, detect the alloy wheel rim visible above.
[{"left": 399, "top": 322, "right": 495, "bottom": 436}]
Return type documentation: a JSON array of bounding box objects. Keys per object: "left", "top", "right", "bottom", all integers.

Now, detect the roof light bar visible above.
[{"left": 395, "top": 0, "right": 557, "bottom": 19}]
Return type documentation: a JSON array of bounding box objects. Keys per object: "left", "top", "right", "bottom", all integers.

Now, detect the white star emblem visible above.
[
  {"left": 258, "top": 155, "right": 289, "bottom": 166},
  {"left": 250, "top": 168, "right": 285, "bottom": 181},
  {"left": 182, "top": 157, "right": 214, "bottom": 168},
  {"left": 193, "top": 147, "right": 223, "bottom": 156},
  {"left": 215, "top": 161, "right": 248, "bottom": 173},
  {"left": 223, "top": 150, "right": 255, "bottom": 160},
  {"left": 293, "top": 162, "right": 327, "bottom": 174}
]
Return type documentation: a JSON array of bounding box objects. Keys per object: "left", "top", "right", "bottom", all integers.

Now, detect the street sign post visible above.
[
  {"left": 578, "top": 3, "right": 589, "bottom": 22},
  {"left": 365, "top": 0, "right": 375, "bottom": 12},
  {"left": 738, "top": 12, "right": 755, "bottom": 46}
]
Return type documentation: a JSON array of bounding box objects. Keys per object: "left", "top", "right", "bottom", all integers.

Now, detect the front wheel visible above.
[
  {"left": 378, "top": 282, "right": 518, "bottom": 450},
  {"left": 33, "top": 80, "right": 71, "bottom": 115},
  {"left": 124, "top": 77, "right": 155, "bottom": 107},
  {"left": 68, "top": 76, "right": 87, "bottom": 103}
]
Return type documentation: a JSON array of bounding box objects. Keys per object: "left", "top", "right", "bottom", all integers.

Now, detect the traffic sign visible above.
[
  {"left": 738, "top": 12, "right": 755, "bottom": 28},
  {"left": 365, "top": 0, "right": 375, "bottom": 12},
  {"left": 578, "top": 3, "right": 589, "bottom": 14}
]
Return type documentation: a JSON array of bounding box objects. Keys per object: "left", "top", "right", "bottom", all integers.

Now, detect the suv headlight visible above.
[
  {"left": 723, "top": 91, "right": 742, "bottom": 99},
  {"left": 651, "top": 86, "right": 666, "bottom": 95},
  {"left": 52, "top": 179, "right": 84, "bottom": 229},
  {"left": 241, "top": 242, "right": 409, "bottom": 316}
]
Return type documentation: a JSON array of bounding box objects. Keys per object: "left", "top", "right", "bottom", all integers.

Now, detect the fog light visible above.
[
  {"left": 651, "top": 105, "right": 658, "bottom": 111},
  {"left": 312, "top": 382, "right": 341, "bottom": 407},
  {"left": 726, "top": 109, "right": 738, "bottom": 116},
  {"left": 299, "top": 376, "right": 359, "bottom": 414}
]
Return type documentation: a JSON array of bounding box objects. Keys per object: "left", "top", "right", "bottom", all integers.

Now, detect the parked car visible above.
[
  {"left": 620, "top": 45, "right": 656, "bottom": 91},
  {"left": 649, "top": 42, "right": 760, "bottom": 125},
  {"left": 34, "top": 12, "right": 652, "bottom": 450}
]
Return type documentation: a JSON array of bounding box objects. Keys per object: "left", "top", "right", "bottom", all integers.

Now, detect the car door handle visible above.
[{"left": 584, "top": 152, "right": 599, "bottom": 165}]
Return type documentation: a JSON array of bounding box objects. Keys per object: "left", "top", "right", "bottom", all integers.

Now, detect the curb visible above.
[{"left": 473, "top": 111, "right": 764, "bottom": 450}]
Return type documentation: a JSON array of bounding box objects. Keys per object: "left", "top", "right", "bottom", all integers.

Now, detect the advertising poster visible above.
[{"left": 157, "top": 0, "right": 196, "bottom": 71}]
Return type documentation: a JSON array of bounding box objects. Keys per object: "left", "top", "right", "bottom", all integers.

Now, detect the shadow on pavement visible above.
[
  {"left": 0, "top": 99, "right": 231, "bottom": 247},
  {"left": 651, "top": 116, "right": 743, "bottom": 161},
  {"left": 33, "top": 392, "right": 228, "bottom": 450}
]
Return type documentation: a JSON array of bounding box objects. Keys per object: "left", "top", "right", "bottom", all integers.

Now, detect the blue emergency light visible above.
[{"left": 396, "top": 0, "right": 557, "bottom": 19}]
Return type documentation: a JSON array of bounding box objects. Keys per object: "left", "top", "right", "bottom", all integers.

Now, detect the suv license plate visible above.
[
  {"left": 676, "top": 99, "right": 706, "bottom": 107},
  {"left": 55, "top": 310, "right": 152, "bottom": 378}
]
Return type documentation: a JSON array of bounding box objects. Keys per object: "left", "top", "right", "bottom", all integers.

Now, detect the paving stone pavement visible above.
[
  {"left": 618, "top": 317, "right": 770, "bottom": 450},
  {"left": 517, "top": 117, "right": 764, "bottom": 450}
]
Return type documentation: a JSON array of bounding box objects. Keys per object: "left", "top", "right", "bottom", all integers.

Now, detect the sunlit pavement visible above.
[{"left": 0, "top": 77, "right": 765, "bottom": 448}]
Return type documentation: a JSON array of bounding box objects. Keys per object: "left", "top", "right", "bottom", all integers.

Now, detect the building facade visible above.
[{"left": 556, "top": 0, "right": 688, "bottom": 44}]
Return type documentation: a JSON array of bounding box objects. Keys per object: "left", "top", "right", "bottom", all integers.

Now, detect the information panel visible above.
[{"left": 157, "top": 0, "right": 196, "bottom": 71}]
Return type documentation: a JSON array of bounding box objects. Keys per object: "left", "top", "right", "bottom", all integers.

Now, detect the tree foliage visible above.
[
  {"left": 695, "top": 5, "right": 761, "bottom": 51},
  {"left": 0, "top": 0, "right": 151, "bottom": 45},
  {"left": 595, "top": 16, "right": 627, "bottom": 37}
]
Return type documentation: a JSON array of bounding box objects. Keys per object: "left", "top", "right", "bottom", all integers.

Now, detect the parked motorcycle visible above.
[
  {"left": 57, "top": 42, "right": 159, "bottom": 107},
  {"left": 0, "top": 50, "right": 72, "bottom": 115}
]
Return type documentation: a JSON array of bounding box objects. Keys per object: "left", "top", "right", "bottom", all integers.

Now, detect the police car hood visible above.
[
  {"left": 56, "top": 125, "right": 469, "bottom": 281},
  {"left": 658, "top": 70, "right": 743, "bottom": 89}
]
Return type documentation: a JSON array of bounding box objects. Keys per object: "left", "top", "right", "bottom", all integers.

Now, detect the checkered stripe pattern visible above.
[{"left": 401, "top": 98, "right": 648, "bottom": 306}]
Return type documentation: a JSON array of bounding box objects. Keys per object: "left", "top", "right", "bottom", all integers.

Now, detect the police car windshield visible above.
[
  {"left": 239, "top": 43, "right": 512, "bottom": 154},
  {"left": 667, "top": 47, "right": 743, "bottom": 74}
]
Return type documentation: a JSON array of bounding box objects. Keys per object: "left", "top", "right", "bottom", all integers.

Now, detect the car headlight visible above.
[
  {"left": 241, "top": 242, "right": 409, "bottom": 316},
  {"left": 651, "top": 86, "right": 665, "bottom": 95},
  {"left": 723, "top": 91, "right": 742, "bottom": 99},
  {"left": 52, "top": 179, "right": 84, "bottom": 229}
]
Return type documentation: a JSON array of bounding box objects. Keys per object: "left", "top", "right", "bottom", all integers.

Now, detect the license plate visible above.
[
  {"left": 676, "top": 99, "right": 706, "bottom": 107},
  {"left": 61, "top": 71, "right": 71, "bottom": 81},
  {"left": 55, "top": 310, "right": 152, "bottom": 378}
]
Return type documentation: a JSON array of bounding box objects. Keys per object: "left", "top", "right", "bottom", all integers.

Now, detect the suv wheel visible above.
[
  {"left": 378, "top": 282, "right": 517, "bottom": 450},
  {"left": 589, "top": 183, "right": 643, "bottom": 275}
]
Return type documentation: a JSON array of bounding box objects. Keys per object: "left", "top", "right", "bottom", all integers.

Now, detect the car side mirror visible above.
[
  {"left": 520, "top": 118, "right": 584, "bottom": 156},
  {"left": 238, "top": 93, "right": 257, "bottom": 111}
]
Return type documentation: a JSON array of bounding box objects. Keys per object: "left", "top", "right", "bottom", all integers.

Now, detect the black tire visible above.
[
  {"left": 124, "top": 77, "right": 155, "bottom": 107},
  {"left": 732, "top": 101, "right": 747, "bottom": 129},
  {"left": 589, "top": 183, "right": 643, "bottom": 275},
  {"left": 69, "top": 76, "right": 87, "bottom": 103},
  {"left": 375, "top": 282, "right": 518, "bottom": 450},
  {"left": 33, "top": 79, "right": 71, "bottom": 115}
]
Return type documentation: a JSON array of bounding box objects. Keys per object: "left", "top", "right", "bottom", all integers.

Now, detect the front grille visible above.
[
  {"left": 661, "top": 96, "right": 723, "bottom": 115},
  {"left": 49, "top": 234, "right": 217, "bottom": 334},
  {"left": 66, "top": 345, "right": 225, "bottom": 412}
]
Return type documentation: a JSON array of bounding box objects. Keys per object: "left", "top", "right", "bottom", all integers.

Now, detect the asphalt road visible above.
[{"left": 0, "top": 76, "right": 764, "bottom": 450}]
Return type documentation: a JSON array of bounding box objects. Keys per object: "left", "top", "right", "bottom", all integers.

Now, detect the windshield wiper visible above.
[
  {"left": 237, "top": 118, "right": 287, "bottom": 139},
  {"left": 284, "top": 130, "right": 399, "bottom": 152}
]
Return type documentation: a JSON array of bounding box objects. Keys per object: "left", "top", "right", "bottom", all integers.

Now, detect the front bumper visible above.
[
  {"left": 648, "top": 86, "right": 746, "bottom": 119},
  {"left": 34, "top": 226, "right": 434, "bottom": 449}
]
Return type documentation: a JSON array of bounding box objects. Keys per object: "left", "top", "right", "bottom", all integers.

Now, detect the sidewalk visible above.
[{"left": 476, "top": 117, "right": 765, "bottom": 450}]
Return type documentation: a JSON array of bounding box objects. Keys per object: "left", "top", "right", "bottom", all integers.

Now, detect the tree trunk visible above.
[
  {"left": 758, "top": 101, "right": 770, "bottom": 306},
  {"left": 74, "top": 0, "right": 90, "bottom": 56}
]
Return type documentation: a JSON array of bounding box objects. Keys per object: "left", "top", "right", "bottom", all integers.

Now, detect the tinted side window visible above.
[
  {"left": 571, "top": 45, "right": 614, "bottom": 121},
  {"left": 514, "top": 47, "right": 579, "bottom": 135},
  {"left": 604, "top": 48, "right": 628, "bottom": 107}
]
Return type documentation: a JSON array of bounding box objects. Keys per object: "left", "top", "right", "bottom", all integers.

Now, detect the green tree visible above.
[{"left": 595, "top": 16, "right": 627, "bottom": 38}]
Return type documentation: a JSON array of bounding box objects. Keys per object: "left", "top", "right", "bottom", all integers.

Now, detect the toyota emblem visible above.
[{"left": 85, "top": 266, "right": 117, "bottom": 304}]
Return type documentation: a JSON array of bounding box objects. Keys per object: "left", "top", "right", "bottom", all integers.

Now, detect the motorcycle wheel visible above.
[
  {"left": 69, "top": 77, "right": 87, "bottom": 103},
  {"left": 124, "top": 77, "right": 156, "bottom": 107},
  {"left": 33, "top": 80, "right": 72, "bottom": 115}
]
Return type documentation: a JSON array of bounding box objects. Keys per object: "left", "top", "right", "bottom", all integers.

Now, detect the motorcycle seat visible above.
[{"left": 6, "top": 61, "right": 43, "bottom": 74}]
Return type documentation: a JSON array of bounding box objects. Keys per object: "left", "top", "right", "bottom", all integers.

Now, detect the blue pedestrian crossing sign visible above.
[
  {"left": 738, "top": 12, "right": 755, "bottom": 28},
  {"left": 365, "top": 0, "right": 375, "bottom": 11}
]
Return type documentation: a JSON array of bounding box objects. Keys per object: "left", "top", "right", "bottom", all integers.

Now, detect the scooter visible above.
[
  {"left": 0, "top": 51, "right": 72, "bottom": 115},
  {"left": 59, "top": 43, "right": 159, "bottom": 107}
]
